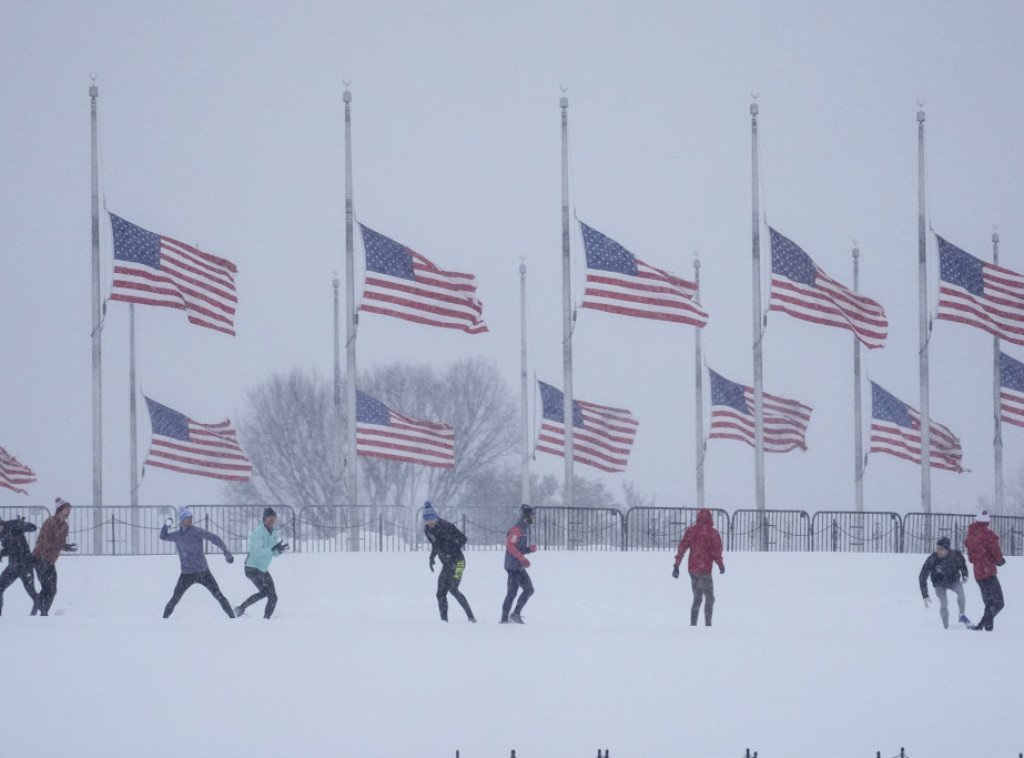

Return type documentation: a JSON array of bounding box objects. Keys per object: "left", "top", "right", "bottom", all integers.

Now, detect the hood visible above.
[
  {"left": 967, "top": 521, "right": 990, "bottom": 536},
  {"left": 696, "top": 508, "right": 714, "bottom": 526}
]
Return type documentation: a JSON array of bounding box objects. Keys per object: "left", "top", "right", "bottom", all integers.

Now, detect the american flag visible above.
[
  {"left": 143, "top": 397, "right": 253, "bottom": 481},
  {"left": 768, "top": 228, "right": 888, "bottom": 349},
  {"left": 578, "top": 221, "right": 708, "bottom": 326},
  {"left": 869, "top": 382, "right": 963, "bottom": 472},
  {"left": 359, "top": 224, "right": 487, "bottom": 334},
  {"left": 109, "top": 214, "right": 239, "bottom": 336},
  {"left": 535, "top": 380, "right": 639, "bottom": 473},
  {"left": 356, "top": 391, "right": 455, "bottom": 468},
  {"left": 999, "top": 352, "right": 1024, "bottom": 428},
  {"left": 708, "top": 369, "right": 812, "bottom": 453},
  {"left": 936, "top": 235, "right": 1024, "bottom": 346},
  {"left": 0, "top": 444, "right": 36, "bottom": 495}
]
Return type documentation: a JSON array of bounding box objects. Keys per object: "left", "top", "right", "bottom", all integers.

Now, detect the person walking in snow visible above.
[
  {"left": 672, "top": 508, "right": 725, "bottom": 627},
  {"left": 422, "top": 501, "right": 475, "bottom": 623},
  {"left": 160, "top": 506, "right": 236, "bottom": 619},
  {"left": 964, "top": 510, "right": 1006, "bottom": 632},
  {"left": 0, "top": 515, "right": 39, "bottom": 615},
  {"left": 31, "top": 498, "right": 77, "bottom": 616},
  {"left": 919, "top": 536, "right": 969, "bottom": 628},
  {"left": 501, "top": 504, "right": 538, "bottom": 624},
  {"left": 234, "top": 507, "right": 288, "bottom": 619}
]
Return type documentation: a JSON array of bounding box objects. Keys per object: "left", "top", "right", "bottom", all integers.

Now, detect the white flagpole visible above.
[
  {"left": 750, "top": 97, "right": 766, "bottom": 547},
  {"left": 993, "top": 228, "right": 1004, "bottom": 513},
  {"left": 560, "top": 90, "right": 574, "bottom": 508},
  {"left": 520, "top": 260, "right": 531, "bottom": 506},
  {"left": 90, "top": 77, "right": 103, "bottom": 508},
  {"left": 852, "top": 245, "right": 864, "bottom": 513},
  {"left": 344, "top": 83, "right": 359, "bottom": 507},
  {"left": 694, "top": 254, "right": 705, "bottom": 510},
  {"left": 129, "top": 305, "right": 138, "bottom": 507},
  {"left": 917, "top": 104, "right": 932, "bottom": 514}
]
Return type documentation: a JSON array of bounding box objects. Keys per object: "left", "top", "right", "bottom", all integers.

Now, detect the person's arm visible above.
[
  {"left": 956, "top": 551, "right": 969, "bottom": 580},
  {"left": 991, "top": 535, "right": 1006, "bottom": 567},
  {"left": 712, "top": 530, "right": 725, "bottom": 572},
  {"left": 197, "top": 527, "right": 231, "bottom": 556},
  {"left": 159, "top": 524, "right": 176, "bottom": 543},
  {"left": 505, "top": 526, "right": 529, "bottom": 567},
  {"left": 918, "top": 556, "right": 932, "bottom": 597},
  {"left": 673, "top": 530, "right": 691, "bottom": 569}
]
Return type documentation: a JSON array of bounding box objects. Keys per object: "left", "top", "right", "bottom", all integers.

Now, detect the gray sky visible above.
[{"left": 2, "top": 1, "right": 1023, "bottom": 514}]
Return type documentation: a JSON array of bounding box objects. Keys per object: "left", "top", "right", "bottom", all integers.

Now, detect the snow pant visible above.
[
  {"left": 501, "top": 568, "right": 534, "bottom": 621},
  {"left": 0, "top": 560, "right": 38, "bottom": 615},
  {"left": 163, "top": 570, "right": 234, "bottom": 618},
  {"left": 33, "top": 558, "right": 59, "bottom": 616},
  {"left": 935, "top": 583, "right": 966, "bottom": 628},
  {"left": 689, "top": 572, "right": 715, "bottom": 626},
  {"left": 237, "top": 566, "right": 278, "bottom": 618},
  {"left": 976, "top": 575, "right": 1005, "bottom": 631},
  {"left": 436, "top": 559, "right": 474, "bottom": 621}
]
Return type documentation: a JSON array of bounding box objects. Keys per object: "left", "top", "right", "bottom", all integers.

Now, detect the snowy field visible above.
[{"left": 3, "top": 549, "right": 1021, "bottom": 758}]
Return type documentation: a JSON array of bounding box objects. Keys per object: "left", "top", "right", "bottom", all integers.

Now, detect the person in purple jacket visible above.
[{"left": 159, "top": 506, "right": 235, "bottom": 619}]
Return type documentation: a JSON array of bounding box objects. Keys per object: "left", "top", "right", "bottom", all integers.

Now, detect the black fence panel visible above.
[
  {"left": 810, "top": 511, "right": 903, "bottom": 553},
  {"left": 0, "top": 505, "right": 52, "bottom": 553},
  {"left": 295, "top": 505, "right": 414, "bottom": 552},
  {"left": 532, "top": 507, "right": 625, "bottom": 551},
  {"left": 989, "top": 515, "right": 1024, "bottom": 557},
  {"left": 730, "top": 510, "right": 811, "bottom": 551},
  {"left": 624, "top": 507, "right": 731, "bottom": 551},
  {"left": 902, "top": 513, "right": 973, "bottom": 554}
]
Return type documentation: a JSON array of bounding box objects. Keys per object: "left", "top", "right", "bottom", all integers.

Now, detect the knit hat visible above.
[
  {"left": 520, "top": 504, "right": 536, "bottom": 519},
  {"left": 976, "top": 510, "right": 991, "bottom": 523},
  {"left": 263, "top": 507, "right": 277, "bottom": 520},
  {"left": 422, "top": 501, "right": 438, "bottom": 522},
  {"left": 54, "top": 497, "right": 72, "bottom": 515},
  {"left": 936, "top": 536, "right": 951, "bottom": 549},
  {"left": 178, "top": 506, "right": 193, "bottom": 523}
]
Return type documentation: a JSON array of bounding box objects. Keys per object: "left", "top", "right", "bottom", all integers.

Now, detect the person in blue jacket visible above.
[
  {"left": 501, "top": 504, "right": 538, "bottom": 624},
  {"left": 235, "top": 507, "right": 289, "bottom": 619},
  {"left": 160, "top": 506, "right": 235, "bottom": 618}
]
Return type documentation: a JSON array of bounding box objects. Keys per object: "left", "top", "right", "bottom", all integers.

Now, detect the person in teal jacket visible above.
[{"left": 234, "top": 507, "right": 289, "bottom": 619}]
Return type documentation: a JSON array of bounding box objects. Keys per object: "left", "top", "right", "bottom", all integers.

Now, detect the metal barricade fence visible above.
[
  {"left": 990, "top": 515, "right": 1024, "bottom": 557},
  {"left": 730, "top": 509, "right": 811, "bottom": 551},
  {"left": 532, "top": 507, "right": 625, "bottom": 551},
  {"left": 902, "top": 513, "right": 973, "bottom": 554},
  {"left": 0, "top": 505, "right": 52, "bottom": 553},
  {"left": 810, "top": 511, "right": 903, "bottom": 553},
  {"left": 624, "top": 507, "right": 731, "bottom": 550},
  {"left": 294, "top": 505, "right": 414, "bottom": 552}
]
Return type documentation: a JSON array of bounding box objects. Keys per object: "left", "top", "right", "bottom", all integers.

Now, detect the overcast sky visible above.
[{"left": 2, "top": 1, "right": 1023, "bottom": 515}]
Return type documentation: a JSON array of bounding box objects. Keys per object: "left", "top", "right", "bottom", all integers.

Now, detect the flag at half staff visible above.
[
  {"left": 143, "top": 397, "right": 252, "bottom": 481},
  {"left": 579, "top": 221, "right": 708, "bottom": 326},
  {"left": 708, "top": 369, "right": 812, "bottom": 453},
  {"left": 936, "top": 234, "right": 1024, "bottom": 347},
  {"left": 356, "top": 391, "right": 455, "bottom": 468},
  {"left": 359, "top": 224, "right": 487, "bottom": 334},
  {"left": 108, "top": 213, "right": 238, "bottom": 336},
  {"left": 869, "top": 382, "right": 963, "bottom": 473},
  {"left": 768, "top": 228, "right": 888, "bottom": 349},
  {"left": 0, "top": 444, "right": 36, "bottom": 495},
  {"left": 535, "top": 380, "right": 638, "bottom": 473},
  {"left": 999, "top": 352, "right": 1024, "bottom": 429}
]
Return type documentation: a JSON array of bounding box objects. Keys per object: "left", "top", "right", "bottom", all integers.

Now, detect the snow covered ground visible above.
[{"left": 3, "top": 549, "right": 1020, "bottom": 758}]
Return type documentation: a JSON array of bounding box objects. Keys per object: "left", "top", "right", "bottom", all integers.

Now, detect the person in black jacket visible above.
[
  {"left": 422, "top": 501, "right": 475, "bottom": 623},
  {"left": 0, "top": 516, "right": 40, "bottom": 615},
  {"left": 919, "top": 536, "right": 970, "bottom": 629}
]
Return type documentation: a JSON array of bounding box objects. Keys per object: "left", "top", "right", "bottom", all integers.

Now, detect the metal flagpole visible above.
[
  {"left": 333, "top": 276, "right": 342, "bottom": 408},
  {"left": 853, "top": 245, "right": 864, "bottom": 512},
  {"left": 90, "top": 78, "right": 103, "bottom": 507},
  {"left": 917, "top": 104, "right": 932, "bottom": 514},
  {"left": 344, "top": 83, "right": 359, "bottom": 507},
  {"left": 520, "top": 261, "right": 531, "bottom": 506},
  {"left": 560, "top": 90, "right": 574, "bottom": 508},
  {"left": 750, "top": 97, "right": 766, "bottom": 548},
  {"left": 694, "top": 254, "right": 705, "bottom": 511},
  {"left": 129, "top": 305, "right": 138, "bottom": 507},
  {"left": 993, "top": 228, "right": 1004, "bottom": 513}
]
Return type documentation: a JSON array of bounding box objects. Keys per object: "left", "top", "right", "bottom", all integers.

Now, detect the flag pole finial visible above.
[
  {"left": 343, "top": 78, "right": 352, "bottom": 101},
  {"left": 992, "top": 224, "right": 1000, "bottom": 245},
  {"left": 916, "top": 99, "right": 925, "bottom": 121},
  {"left": 750, "top": 92, "right": 759, "bottom": 116}
]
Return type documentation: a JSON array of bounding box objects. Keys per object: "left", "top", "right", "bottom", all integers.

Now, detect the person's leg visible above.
[
  {"left": 501, "top": 570, "right": 521, "bottom": 622},
  {"left": 975, "top": 577, "right": 998, "bottom": 630},
  {"left": 512, "top": 571, "right": 534, "bottom": 617},
  {"left": 163, "top": 573, "right": 198, "bottom": 618},
  {"left": 196, "top": 570, "right": 235, "bottom": 618},
  {"left": 0, "top": 563, "right": 18, "bottom": 615},
  {"left": 988, "top": 577, "right": 1004, "bottom": 629},
  {"left": 447, "top": 559, "right": 475, "bottom": 621},
  {"left": 701, "top": 574, "right": 715, "bottom": 626},
  {"left": 689, "top": 573, "right": 704, "bottom": 626},
  {"left": 935, "top": 586, "right": 950, "bottom": 628},
  {"left": 436, "top": 562, "right": 453, "bottom": 621},
  {"left": 19, "top": 563, "right": 38, "bottom": 605},
  {"left": 237, "top": 567, "right": 268, "bottom": 615},
  {"left": 951, "top": 582, "right": 966, "bottom": 618},
  {"left": 36, "top": 561, "right": 58, "bottom": 616},
  {"left": 259, "top": 573, "right": 278, "bottom": 618}
]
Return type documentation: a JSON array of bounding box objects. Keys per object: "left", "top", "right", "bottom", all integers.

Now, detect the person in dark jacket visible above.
[
  {"left": 235, "top": 507, "right": 288, "bottom": 619},
  {"left": 0, "top": 516, "right": 39, "bottom": 615},
  {"left": 964, "top": 510, "right": 1006, "bottom": 631},
  {"left": 31, "top": 498, "right": 77, "bottom": 616},
  {"left": 672, "top": 508, "right": 725, "bottom": 627},
  {"left": 160, "top": 506, "right": 235, "bottom": 619},
  {"left": 423, "top": 501, "right": 475, "bottom": 623},
  {"left": 919, "top": 536, "right": 969, "bottom": 628},
  {"left": 501, "top": 504, "right": 538, "bottom": 624}
]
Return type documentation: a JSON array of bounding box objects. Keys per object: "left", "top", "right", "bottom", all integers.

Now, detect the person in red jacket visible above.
[
  {"left": 672, "top": 508, "right": 725, "bottom": 626},
  {"left": 964, "top": 510, "right": 1006, "bottom": 631}
]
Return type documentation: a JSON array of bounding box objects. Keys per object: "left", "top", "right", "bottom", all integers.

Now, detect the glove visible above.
[
  {"left": 429, "top": 557, "right": 435, "bottom": 573},
  {"left": 165, "top": 517, "right": 174, "bottom": 527},
  {"left": 996, "top": 557, "right": 1006, "bottom": 567},
  {"left": 719, "top": 565, "right": 725, "bottom": 575},
  {"left": 272, "top": 541, "right": 289, "bottom": 554},
  {"left": 528, "top": 544, "right": 538, "bottom": 554},
  {"left": 224, "top": 552, "right": 234, "bottom": 564},
  {"left": 923, "top": 597, "right": 931, "bottom": 608},
  {"left": 65, "top": 543, "right": 78, "bottom": 552},
  {"left": 521, "top": 558, "right": 531, "bottom": 568},
  {"left": 672, "top": 566, "right": 680, "bottom": 579}
]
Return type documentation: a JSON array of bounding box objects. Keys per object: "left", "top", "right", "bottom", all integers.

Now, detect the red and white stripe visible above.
[
  {"left": 537, "top": 400, "right": 639, "bottom": 473},
  {"left": 145, "top": 419, "right": 253, "bottom": 481},
  {"left": 938, "top": 261, "right": 1024, "bottom": 347},
  {"left": 0, "top": 444, "right": 36, "bottom": 495},
  {"left": 357, "top": 409, "right": 455, "bottom": 468},
  {"left": 583, "top": 257, "right": 708, "bottom": 326},
  {"left": 1000, "top": 386, "right": 1024, "bottom": 428},
  {"left": 709, "top": 389, "right": 812, "bottom": 453},
  {"left": 870, "top": 408, "right": 963, "bottom": 473}
]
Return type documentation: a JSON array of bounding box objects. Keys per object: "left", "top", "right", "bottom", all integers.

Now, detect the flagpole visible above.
[
  {"left": 852, "top": 244, "right": 864, "bottom": 512},
  {"left": 344, "top": 83, "right": 359, "bottom": 507},
  {"left": 694, "top": 254, "right": 705, "bottom": 510},
  {"left": 917, "top": 103, "right": 932, "bottom": 514},
  {"left": 129, "top": 305, "right": 138, "bottom": 507},
  {"left": 993, "top": 228, "right": 1004, "bottom": 513},
  {"left": 560, "top": 89, "right": 574, "bottom": 508},
  {"left": 90, "top": 77, "right": 103, "bottom": 508},
  {"left": 520, "top": 260, "right": 531, "bottom": 506},
  {"left": 750, "top": 97, "right": 767, "bottom": 547}
]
